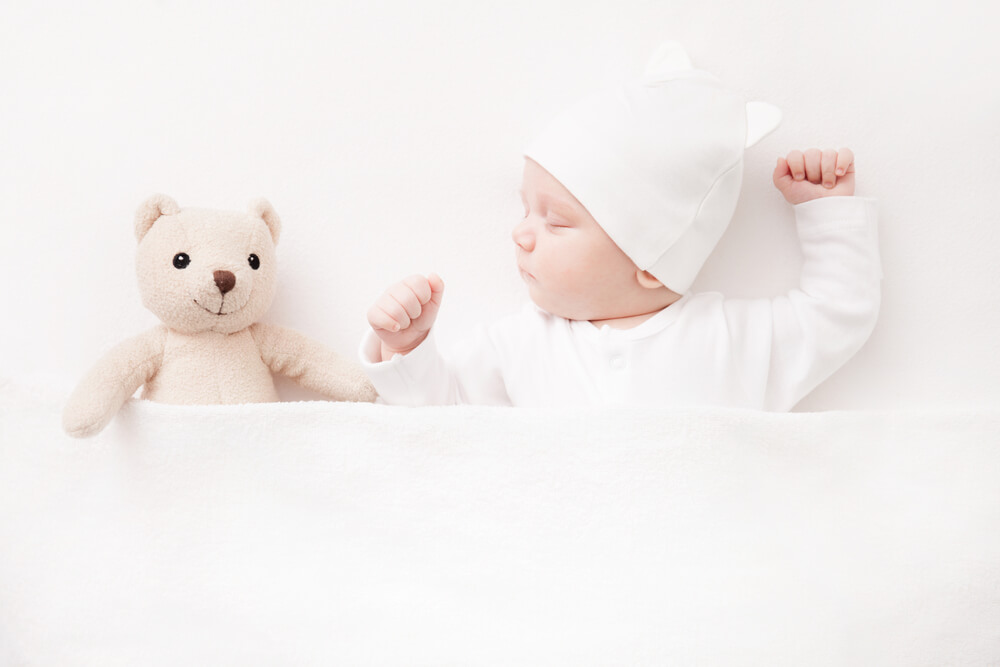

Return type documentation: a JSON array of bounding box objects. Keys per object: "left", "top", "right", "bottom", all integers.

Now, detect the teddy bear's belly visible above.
[{"left": 143, "top": 328, "right": 279, "bottom": 405}]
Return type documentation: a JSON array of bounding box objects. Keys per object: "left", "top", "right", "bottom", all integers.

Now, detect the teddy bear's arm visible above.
[
  {"left": 62, "top": 326, "right": 168, "bottom": 438},
  {"left": 250, "top": 323, "right": 377, "bottom": 402}
]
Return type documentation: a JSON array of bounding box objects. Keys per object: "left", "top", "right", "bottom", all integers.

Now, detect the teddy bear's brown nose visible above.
[{"left": 213, "top": 270, "right": 236, "bottom": 295}]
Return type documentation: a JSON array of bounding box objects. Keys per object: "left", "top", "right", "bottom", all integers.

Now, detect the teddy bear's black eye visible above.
[
  {"left": 173, "top": 253, "right": 190, "bottom": 269},
  {"left": 248, "top": 254, "right": 260, "bottom": 270}
]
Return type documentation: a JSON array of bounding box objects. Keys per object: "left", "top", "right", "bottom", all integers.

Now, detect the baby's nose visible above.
[{"left": 512, "top": 222, "right": 534, "bottom": 251}]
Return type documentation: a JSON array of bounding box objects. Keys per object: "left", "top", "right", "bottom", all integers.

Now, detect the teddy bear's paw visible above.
[
  {"left": 342, "top": 366, "right": 378, "bottom": 403},
  {"left": 62, "top": 402, "right": 113, "bottom": 439},
  {"left": 356, "top": 380, "right": 378, "bottom": 403}
]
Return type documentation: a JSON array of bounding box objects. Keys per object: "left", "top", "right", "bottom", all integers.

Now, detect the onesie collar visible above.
[{"left": 569, "top": 293, "right": 692, "bottom": 342}]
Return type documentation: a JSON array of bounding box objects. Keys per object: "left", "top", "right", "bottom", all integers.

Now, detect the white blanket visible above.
[{"left": 1, "top": 378, "right": 998, "bottom": 665}]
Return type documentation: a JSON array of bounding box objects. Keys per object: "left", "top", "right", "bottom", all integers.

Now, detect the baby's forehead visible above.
[
  {"left": 538, "top": 192, "right": 577, "bottom": 215},
  {"left": 522, "top": 168, "right": 575, "bottom": 203},
  {"left": 521, "top": 177, "right": 589, "bottom": 220}
]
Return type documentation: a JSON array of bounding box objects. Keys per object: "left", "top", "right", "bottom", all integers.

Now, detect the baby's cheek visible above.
[
  {"left": 552, "top": 261, "right": 581, "bottom": 287},
  {"left": 577, "top": 254, "right": 616, "bottom": 285}
]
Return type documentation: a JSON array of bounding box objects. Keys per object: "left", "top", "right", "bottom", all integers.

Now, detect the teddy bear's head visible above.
[{"left": 134, "top": 194, "right": 281, "bottom": 335}]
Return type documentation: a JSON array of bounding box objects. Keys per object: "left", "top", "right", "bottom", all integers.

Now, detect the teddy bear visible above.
[{"left": 62, "top": 194, "right": 377, "bottom": 438}]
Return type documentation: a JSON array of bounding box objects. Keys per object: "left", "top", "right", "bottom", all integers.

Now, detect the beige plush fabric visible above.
[{"left": 63, "top": 195, "right": 375, "bottom": 438}]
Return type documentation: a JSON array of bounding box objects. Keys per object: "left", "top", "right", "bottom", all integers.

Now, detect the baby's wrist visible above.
[
  {"left": 790, "top": 192, "right": 854, "bottom": 206},
  {"left": 379, "top": 334, "right": 428, "bottom": 362}
]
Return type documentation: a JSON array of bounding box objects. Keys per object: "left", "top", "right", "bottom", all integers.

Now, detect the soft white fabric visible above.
[
  {"left": 361, "top": 196, "right": 881, "bottom": 410},
  {"left": 524, "top": 41, "right": 782, "bottom": 293},
  {"left": 1, "top": 378, "right": 998, "bottom": 665}
]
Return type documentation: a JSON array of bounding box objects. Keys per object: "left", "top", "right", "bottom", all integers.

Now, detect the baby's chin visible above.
[
  {"left": 527, "top": 286, "right": 677, "bottom": 324},
  {"left": 525, "top": 288, "right": 611, "bottom": 322}
]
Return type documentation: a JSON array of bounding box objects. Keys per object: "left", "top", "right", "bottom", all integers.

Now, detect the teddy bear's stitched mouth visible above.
[{"left": 193, "top": 298, "right": 247, "bottom": 317}]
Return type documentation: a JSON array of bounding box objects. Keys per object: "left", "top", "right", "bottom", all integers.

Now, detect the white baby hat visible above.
[{"left": 524, "top": 42, "right": 782, "bottom": 294}]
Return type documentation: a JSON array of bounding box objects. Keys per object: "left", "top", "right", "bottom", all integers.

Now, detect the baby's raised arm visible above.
[
  {"left": 726, "top": 146, "right": 880, "bottom": 409},
  {"left": 367, "top": 273, "right": 445, "bottom": 362}
]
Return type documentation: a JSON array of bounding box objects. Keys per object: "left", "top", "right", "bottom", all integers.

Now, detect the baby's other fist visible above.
[
  {"left": 773, "top": 147, "right": 855, "bottom": 205},
  {"left": 367, "top": 273, "right": 445, "bottom": 361}
]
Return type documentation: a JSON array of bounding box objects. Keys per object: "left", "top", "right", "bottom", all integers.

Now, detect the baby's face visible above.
[{"left": 515, "top": 158, "right": 660, "bottom": 321}]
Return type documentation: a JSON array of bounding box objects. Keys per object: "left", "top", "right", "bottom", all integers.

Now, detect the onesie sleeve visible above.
[
  {"left": 723, "top": 196, "right": 882, "bottom": 411},
  {"left": 358, "top": 324, "right": 511, "bottom": 406}
]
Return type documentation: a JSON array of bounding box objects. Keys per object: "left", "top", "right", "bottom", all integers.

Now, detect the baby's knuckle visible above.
[
  {"left": 399, "top": 303, "right": 416, "bottom": 317},
  {"left": 410, "top": 283, "right": 431, "bottom": 301},
  {"left": 386, "top": 297, "right": 405, "bottom": 314}
]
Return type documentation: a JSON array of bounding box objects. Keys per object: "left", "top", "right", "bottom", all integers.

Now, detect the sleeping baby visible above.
[{"left": 358, "top": 42, "right": 881, "bottom": 410}]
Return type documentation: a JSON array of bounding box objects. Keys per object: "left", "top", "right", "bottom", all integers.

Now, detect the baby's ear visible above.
[
  {"left": 248, "top": 198, "right": 281, "bottom": 245},
  {"left": 745, "top": 101, "right": 782, "bottom": 148},
  {"left": 134, "top": 194, "right": 180, "bottom": 242},
  {"left": 635, "top": 269, "right": 664, "bottom": 289}
]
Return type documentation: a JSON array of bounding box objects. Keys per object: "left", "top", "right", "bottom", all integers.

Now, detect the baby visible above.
[{"left": 359, "top": 42, "right": 881, "bottom": 410}]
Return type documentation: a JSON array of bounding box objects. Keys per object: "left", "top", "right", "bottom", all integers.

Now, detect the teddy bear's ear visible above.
[
  {"left": 248, "top": 198, "right": 281, "bottom": 245},
  {"left": 134, "top": 194, "right": 180, "bottom": 242}
]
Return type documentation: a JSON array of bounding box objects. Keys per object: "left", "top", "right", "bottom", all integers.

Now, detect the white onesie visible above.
[{"left": 360, "top": 196, "right": 881, "bottom": 411}]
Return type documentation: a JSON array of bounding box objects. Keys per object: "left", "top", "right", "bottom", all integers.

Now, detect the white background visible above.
[{"left": 1, "top": 0, "right": 997, "bottom": 410}]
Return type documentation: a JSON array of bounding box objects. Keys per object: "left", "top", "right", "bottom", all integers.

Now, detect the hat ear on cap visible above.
[
  {"left": 745, "top": 101, "right": 782, "bottom": 148},
  {"left": 640, "top": 40, "right": 694, "bottom": 83}
]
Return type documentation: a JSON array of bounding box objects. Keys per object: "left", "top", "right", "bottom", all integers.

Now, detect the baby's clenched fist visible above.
[
  {"left": 367, "top": 273, "right": 445, "bottom": 361},
  {"left": 773, "top": 147, "right": 856, "bottom": 205}
]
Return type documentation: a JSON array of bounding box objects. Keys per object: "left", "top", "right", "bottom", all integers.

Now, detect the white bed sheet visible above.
[{"left": 1, "top": 378, "right": 998, "bottom": 665}]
